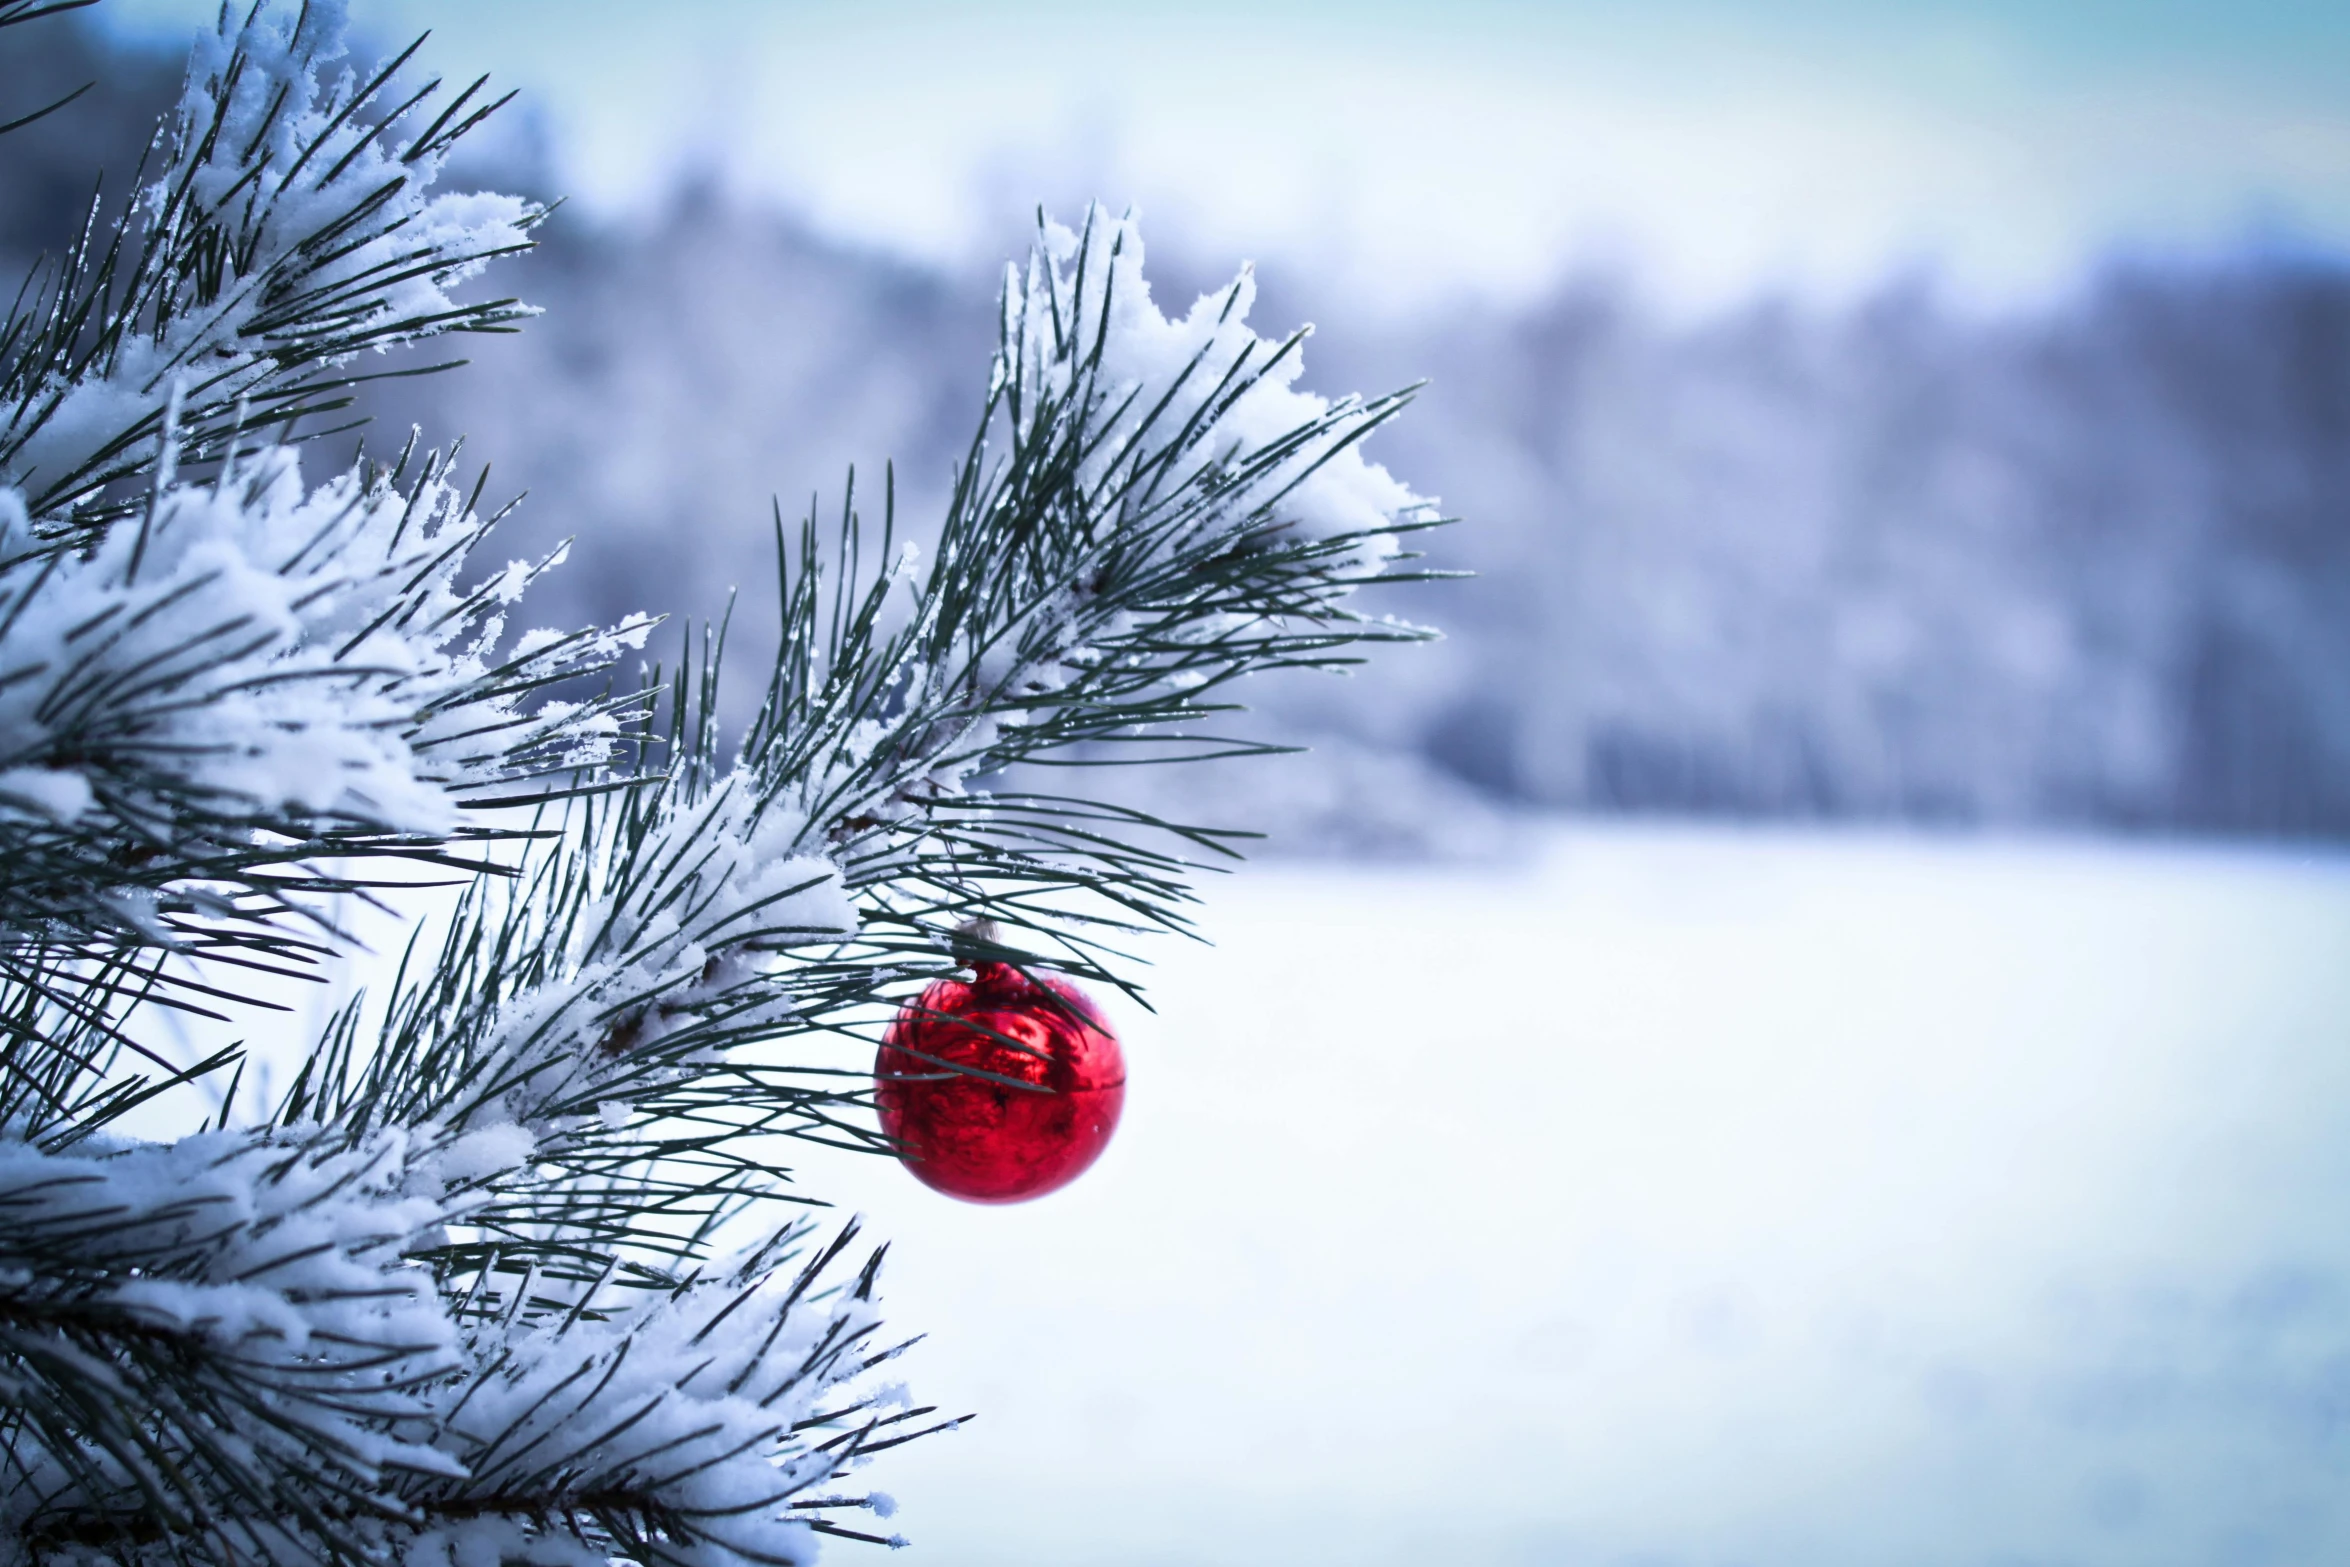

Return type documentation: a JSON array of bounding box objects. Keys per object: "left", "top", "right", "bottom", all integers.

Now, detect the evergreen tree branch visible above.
[
  {"left": 0, "top": 6, "right": 1444, "bottom": 1560},
  {"left": 291, "top": 207, "right": 1446, "bottom": 1295},
  {"left": 0, "top": 1128, "right": 467, "bottom": 1565},
  {"left": 0, "top": 1, "right": 541, "bottom": 537},
  {"left": 0, "top": 1, "right": 652, "bottom": 1127}
]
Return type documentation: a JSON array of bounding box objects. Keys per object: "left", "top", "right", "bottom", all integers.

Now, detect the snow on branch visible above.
[
  {"left": 0, "top": 0, "right": 652, "bottom": 1136},
  {"left": 0, "top": 0, "right": 542, "bottom": 533},
  {"left": 818, "top": 206, "right": 1439, "bottom": 811},
  {"left": 332, "top": 765, "right": 854, "bottom": 1156},
  {"left": 0, "top": 1127, "right": 464, "bottom": 1559},
  {"left": 703, "top": 206, "right": 1449, "bottom": 989},
  {"left": 1002, "top": 206, "right": 1425, "bottom": 574},
  {"left": 0, "top": 441, "right": 651, "bottom": 949},
  {"left": 0, "top": 1128, "right": 914, "bottom": 1566},
  {"left": 394, "top": 1224, "right": 921, "bottom": 1566}
]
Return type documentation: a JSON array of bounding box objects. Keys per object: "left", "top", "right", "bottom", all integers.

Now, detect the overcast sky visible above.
[{"left": 101, "top": 0, "right": 2350, "bottom": 314}]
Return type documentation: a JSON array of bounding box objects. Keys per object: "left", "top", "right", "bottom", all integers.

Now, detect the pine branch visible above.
[
  {"left": 0, "top": 432, "right": 652, "bottom": 1134},
  {"left": 281, "top": 208, "right": 1446, "bottom": 1290},
  {"left": 758, "top": 207, "right": 1449, "bottom": 990},
  {"left": 0, "top": 8, "right": 1447, "bottom": 1559},
  {"left": 0, "top": 1128, "right": 466, "bottom": 1565},
  {"left": 0, "top": 2, "right": 542, "bottom": 538},
  {"left": 0, "top": 1131, "right": 907, "bottom": 1567},
  {"left": 0, "top": 7, "right": 657, "bottom": 1135},
  {"left": 377, "top": 1222, "right": 921, "bottom": 1567},
  {"left": 0, "top": 197, "right": 1442, "bottom": 1567}
]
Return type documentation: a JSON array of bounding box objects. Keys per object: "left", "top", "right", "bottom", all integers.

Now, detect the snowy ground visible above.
[{"left": 797, "top": 822, "right": 2350, "bottom": 1566}]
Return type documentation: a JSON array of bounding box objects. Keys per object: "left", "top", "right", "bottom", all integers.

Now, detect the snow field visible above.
[{"left": 807, "top": 822, "right": 2350, "bottom": 1566}]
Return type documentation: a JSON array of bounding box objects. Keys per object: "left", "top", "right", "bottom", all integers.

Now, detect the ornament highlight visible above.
[{"left": 875, "top": 962, "right": 1126, "bottom": 1203}]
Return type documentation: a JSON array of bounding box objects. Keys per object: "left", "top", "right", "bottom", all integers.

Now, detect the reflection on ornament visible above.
[{"left": 875, "top": 962, "right": 1126, "bottom": 1203}]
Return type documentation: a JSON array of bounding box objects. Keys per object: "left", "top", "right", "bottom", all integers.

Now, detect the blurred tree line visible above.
[{"left": 17, "top": 18, "right": 2345, "bottom": 843}]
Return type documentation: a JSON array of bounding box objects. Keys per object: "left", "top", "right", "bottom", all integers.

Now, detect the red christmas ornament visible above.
[{"left": 875, "top": 962, "right": 1125, "bottom": 1203}]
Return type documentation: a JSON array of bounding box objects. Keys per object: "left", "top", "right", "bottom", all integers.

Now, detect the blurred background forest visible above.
[{"left": 14, "top": 9, "right": 2349, "bottom": 849}]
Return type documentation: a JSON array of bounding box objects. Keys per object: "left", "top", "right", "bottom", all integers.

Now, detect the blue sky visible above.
[{"left": 102, "top": 0, "right": 2350, "bottom": 312}]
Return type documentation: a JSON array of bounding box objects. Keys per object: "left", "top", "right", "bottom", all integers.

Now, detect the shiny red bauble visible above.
[{"left": 874, "top": 962, "right": 1125, "bottom": 1203}]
